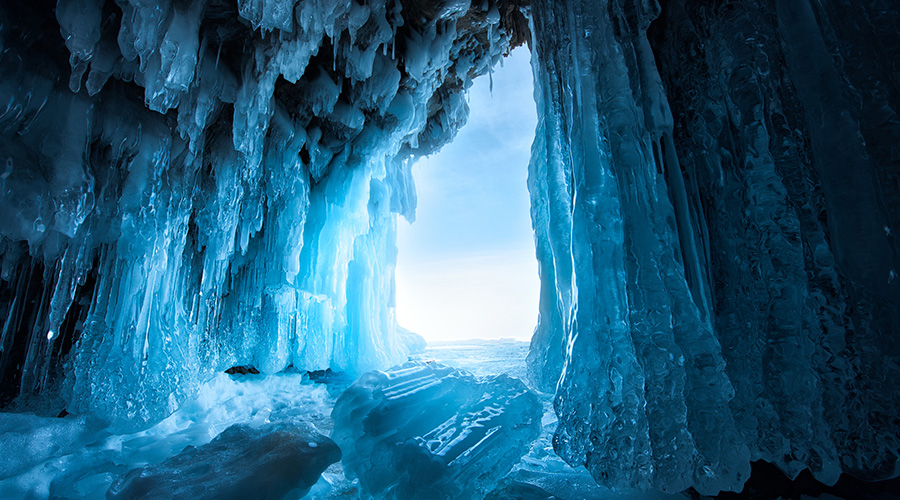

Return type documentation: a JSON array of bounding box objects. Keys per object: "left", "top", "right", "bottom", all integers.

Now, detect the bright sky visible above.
[{"left": 395, "top": 47, "right": 539, "bottom": 342}]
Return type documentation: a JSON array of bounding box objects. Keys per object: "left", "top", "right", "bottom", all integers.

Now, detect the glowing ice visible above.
[{"left": 0, "top": 0, "right": 521, "bottom": 429}]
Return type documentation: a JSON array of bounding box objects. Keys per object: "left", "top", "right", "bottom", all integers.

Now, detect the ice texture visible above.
[
  {"left": 2, "top": 0, "right": 900, "bottom": 496},
  {"left": 650, "top": 0, "right": 900, "bottom": 486},
  {"left": 331, "top": 361, "right": 543, "bottom": 500},
  {"left": 0, "top": 372, "right": 337, "bottom": 499},
  {"left": 0, "top": 0, "right": 525, "bottom": 428},
  {"left": 107, "top": 422, "right": 340, "bottom": 500},
  {"left": 526, "top": 0, "right": 900, "bottom": 494}
]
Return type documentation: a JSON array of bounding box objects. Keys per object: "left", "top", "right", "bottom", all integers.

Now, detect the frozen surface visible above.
[
  {"left": 107, "top": 423, "right": 340, "bottom": 500},
  {"left": 0, "top": 373, "right": 337, "bottom": 499},
  {"left": 412, "top": 339, "right": 530, "bottom": 380},
  {"left": 487, "top": 470, "right": 679, "bottom": 500},
  {"left": 411, "top": 341, "right": 683, "bottom": 500},
  {"left": 331, "top": 360, "right": 542, "bottom": 500},
  {"left": 0, "top": 341, "right": 675, "bottom": 500}
]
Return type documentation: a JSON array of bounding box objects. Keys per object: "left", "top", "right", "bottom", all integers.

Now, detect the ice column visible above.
[{"left": 527, "top": 0, "right": 900, "bottom": 493}]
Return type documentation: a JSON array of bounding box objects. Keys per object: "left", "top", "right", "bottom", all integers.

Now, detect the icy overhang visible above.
[{"left": 0, "top": 0, "right": 529, "bottom": 428}]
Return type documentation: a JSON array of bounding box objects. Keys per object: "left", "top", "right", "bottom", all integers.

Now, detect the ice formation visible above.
[
  {"left": 331, "top": 361, "right": 542, "bottom": 500},
  {"left": 0, "top": 372, "right": 338, "bottom": 498},
  {"left": 0, "top": 0, "right": 527, "bottom": 427},
  {"left": 1, "top": 0, "right": 899, "bottom": 497},
  {"left": 107, "top": 423, "right": 340, "bottom": 500},
  {"left": 526, "top": 0, "right": 900, "bottom": 495}
]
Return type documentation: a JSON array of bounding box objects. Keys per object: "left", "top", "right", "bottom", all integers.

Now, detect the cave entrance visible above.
[{"left": 395, "top": 47, "right": 539, "bottom": 344}]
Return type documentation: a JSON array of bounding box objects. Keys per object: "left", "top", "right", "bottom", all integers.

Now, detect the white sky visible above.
[{"left": 395, "top": 47, "right": 539, "bottom": 342}]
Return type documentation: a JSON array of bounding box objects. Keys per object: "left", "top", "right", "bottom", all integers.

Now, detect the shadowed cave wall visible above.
[{"left": 525, "top": 0, "right": 899, "bottom": 494}]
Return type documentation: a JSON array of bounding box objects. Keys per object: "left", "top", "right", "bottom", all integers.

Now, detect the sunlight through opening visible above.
[{"left": 395, "top": 48, "right": 539, "bottom": 343}]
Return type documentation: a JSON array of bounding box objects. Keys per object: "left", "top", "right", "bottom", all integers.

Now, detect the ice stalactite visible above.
[
  {"left": 527, "top": 0, "right": 744, "bottom": 494},
  {"left": 526, "top": 0, "right": 900, "bottom": 494},
  {"left": 0, "top": 0, "right": 529, "bottom": 429}
]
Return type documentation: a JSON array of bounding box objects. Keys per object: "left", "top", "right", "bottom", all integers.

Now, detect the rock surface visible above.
[{"left": 107, "top": 423, "right": 340, "bottom": 500}]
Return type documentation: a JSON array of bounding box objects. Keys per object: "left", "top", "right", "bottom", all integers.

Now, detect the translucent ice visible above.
[
  {"left": 0, "top": 0, "right": 521, "bottom": 428},
  {"left": 331, "top": 361, "right": 542, "bottom": 500}
]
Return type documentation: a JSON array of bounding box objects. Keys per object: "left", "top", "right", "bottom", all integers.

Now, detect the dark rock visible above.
[
  {"left": 692, "top": 461, "right": 900, "bottom": 500},
  {"left": 305, "top": 368, "right": 351, "bottom": 385},
  {"left": 225, "top": 365, "right": 260, "bottom": 375},
  {"left": 107, "top": 423, "right": 340, "bottom": 500}
]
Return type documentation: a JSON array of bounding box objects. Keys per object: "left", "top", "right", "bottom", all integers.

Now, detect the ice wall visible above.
[
  {"left": 0, "top": 0, "right": 528, "bottom": 428},
  {"left": 526, "top": 0, "right": 900, "bottom": 494}
]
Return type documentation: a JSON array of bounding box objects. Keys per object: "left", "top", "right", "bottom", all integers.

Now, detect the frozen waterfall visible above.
[
  {"left": 527, "top": 0, "right": 900, "bottom": 494},
  {"left": 0, "top": 0, "right": 527, "bottom": 428}
]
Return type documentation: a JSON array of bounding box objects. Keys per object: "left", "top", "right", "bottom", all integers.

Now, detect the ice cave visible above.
[{"left": 1, "top": 0, "right": 899, "bottom": 499}]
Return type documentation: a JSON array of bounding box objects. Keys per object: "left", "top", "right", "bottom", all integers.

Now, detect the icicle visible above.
[{"left": 0, "top": 0, "right": 520, "bottom": 433}]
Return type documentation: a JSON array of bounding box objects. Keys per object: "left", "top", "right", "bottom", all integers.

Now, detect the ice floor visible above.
[{"left": 0, "top": 340, "right": 680, "bottom": 500}]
